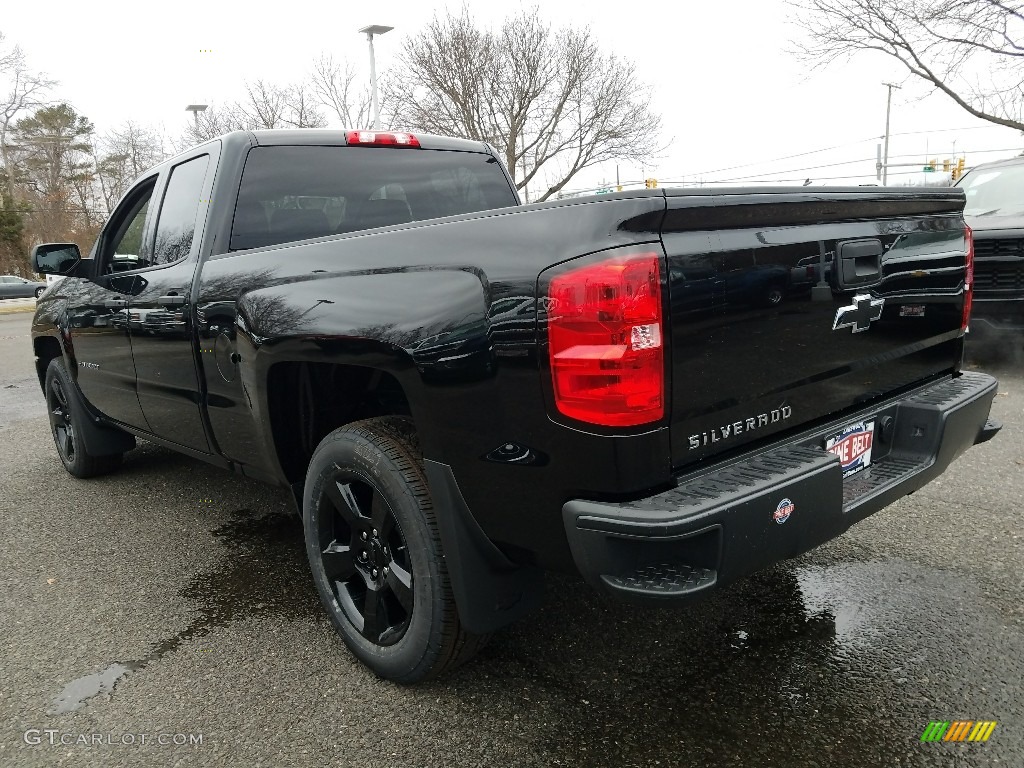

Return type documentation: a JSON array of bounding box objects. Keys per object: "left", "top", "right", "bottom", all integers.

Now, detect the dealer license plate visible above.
[{"left": 825, "top": 420, "right": 875, "bottom": 478}]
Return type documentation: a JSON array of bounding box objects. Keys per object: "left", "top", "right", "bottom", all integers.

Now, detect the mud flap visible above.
[{"left": 424, "top": 460, "right": 544, "bottom": 634}]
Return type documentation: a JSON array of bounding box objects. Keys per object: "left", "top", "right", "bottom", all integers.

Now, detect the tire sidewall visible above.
[
  {"left": 303, "top": 425, "right": 445, "bottom": 681},
  {"left": 45, "top": 358, "right": 82, "bottom": 475}
]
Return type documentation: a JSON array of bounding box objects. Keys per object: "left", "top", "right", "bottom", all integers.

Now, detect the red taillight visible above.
[
  {"left": 547, "top": 251, "right": 665, "bottom": 427},
  {"left": 345, "top": 131, "right": 421, "bottom": 148},
  {"left": 963, "top": 224, "right": 974, "bottom": 331}
]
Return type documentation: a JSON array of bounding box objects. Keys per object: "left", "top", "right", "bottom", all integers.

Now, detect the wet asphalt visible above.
[{"left": 0, "top": 310, "right": 1022, "bottom": 767}]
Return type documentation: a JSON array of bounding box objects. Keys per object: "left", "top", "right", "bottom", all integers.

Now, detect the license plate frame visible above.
[{"left": 825, "top": 420, "right": 876, "bottom": 478}]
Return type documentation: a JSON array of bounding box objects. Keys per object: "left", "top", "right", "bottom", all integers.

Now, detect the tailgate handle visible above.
[
  {"left": 158, "top": 293, "right": 186, "bottom": 308},
  {"left": 837, "top": 239, "right": 883, "bottom": 288}
]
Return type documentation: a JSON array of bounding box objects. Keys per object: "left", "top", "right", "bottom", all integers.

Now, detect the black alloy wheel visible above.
[
  {"left": 315, "top": 470, "right": 414, "bottom": 646},
  {"left": 303, "top": 416, "right": 488, "bottom": 682},
  {"left": 47, "top": 374, "right": 76, "bottom": 465},
  {"left": 35, "top": 286, "right": 45, "bottom": 299},
  {"left": 44, "top": 358, "right": 123, "bottom": 478}
]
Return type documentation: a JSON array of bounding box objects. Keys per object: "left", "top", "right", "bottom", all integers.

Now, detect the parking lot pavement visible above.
[{"left": 1, "top": 310, "right": 1021, "bottom": 767}]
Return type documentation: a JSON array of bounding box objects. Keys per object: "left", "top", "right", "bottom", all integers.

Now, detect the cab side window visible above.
[
  {"left": 101, "top": 179, "right": 156, "bottom": 274},
  {"left": 151, "top": 155, "right": 210, "bottom": 266}
]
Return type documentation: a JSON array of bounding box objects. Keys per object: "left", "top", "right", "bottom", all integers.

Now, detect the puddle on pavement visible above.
[
  {"left": 486, "top": 557, "right": 1022, "bottom": 767},
  {"left": 50, "top": 507, "right": 314, "bottom": 714},
  {"left": 51, "top": 663, "right": 138, "bottom": 715}
]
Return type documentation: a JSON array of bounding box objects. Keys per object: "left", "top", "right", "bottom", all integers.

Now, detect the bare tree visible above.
[
  {"left": 94, "top": 121, "right": 168, "bottom": 213},
  {"left": 180, "top": 106, "right": 251, "bottom": 146},
  {"left": 791, "top": 0, "right": 1024, "bottom": 132},
  {"left": 0, "top": 32, "right": 57, "bottom": 198},
  {"left": 180, "top": 80, "right": 328, "bottom": 147},
  {"left": 311, "top": 55, "right": 372, "bottom": 128},
  {"left": 386, "top": 9, "right": 663, "bottom": 202}
]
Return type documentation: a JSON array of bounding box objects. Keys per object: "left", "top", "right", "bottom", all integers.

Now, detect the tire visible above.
[
  {"left": 34, "top": 287, "right": 45, "bottom": 299},
  {"left": 765, "top": 286, "right": 784, "bottom": 306},
  {"left": 303, "top": 416, "right": 488, "bottom": 683},
  {"left": 44, "top": 358, "right": 123, "bottom": 478}
]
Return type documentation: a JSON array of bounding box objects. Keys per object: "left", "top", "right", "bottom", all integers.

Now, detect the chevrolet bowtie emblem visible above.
[{"left": 833, "top": 294, "right": 884, "bottom": 333}]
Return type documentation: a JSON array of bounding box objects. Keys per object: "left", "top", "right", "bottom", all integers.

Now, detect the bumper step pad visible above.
[{"left": 603, "top": 563, "right": 716, "bottom": 596}]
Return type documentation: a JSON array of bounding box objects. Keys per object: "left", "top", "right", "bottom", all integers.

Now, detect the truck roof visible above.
[
  {"left": 247, "top": 128, "right": 491, "bottom": 154},
  {"left": 962, "top": 154, "right": 1024, "bottom": 173},
  {"left": 160, "top": 129, "right": 494, "bottom": 175}
]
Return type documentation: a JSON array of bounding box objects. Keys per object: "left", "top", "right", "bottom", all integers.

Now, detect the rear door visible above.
[
  {"left": 663, "top": 189, "right": 968, "bottom": 470},
  {"left": 128, "top": 149, "right": 216, "bottom": 452}
]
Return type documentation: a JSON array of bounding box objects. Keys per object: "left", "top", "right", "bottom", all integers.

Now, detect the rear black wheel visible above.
[
  {"left": 303, "top": 416, "right": 488, "bottom": 682},
  {"left": 45, "top": 359, "right": 122, "bottom": 478},
  {"left": 34, "top": 287, "right": 45, "bottom": 299}
]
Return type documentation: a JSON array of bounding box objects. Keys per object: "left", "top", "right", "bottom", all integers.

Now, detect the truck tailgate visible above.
[{"left": 662, "top": 189, "right": 969, "bottom": 470}]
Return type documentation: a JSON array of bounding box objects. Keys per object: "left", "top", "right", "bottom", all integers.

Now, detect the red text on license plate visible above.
[{"left": 825, "top": 420, "right": 875, "bottom": 478}]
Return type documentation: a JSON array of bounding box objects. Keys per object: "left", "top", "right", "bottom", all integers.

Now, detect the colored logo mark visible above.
[
  {"left": 773, "top": 498, "right": 794, "bottom": 525},
  {"left": 920, "top": 721, "right": 997, "bottom": 742}
]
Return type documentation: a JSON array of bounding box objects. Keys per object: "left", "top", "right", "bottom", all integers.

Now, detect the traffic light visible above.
[
  {"left": 645, "top": 178, "right": 658, "bottom": 189},
  {"left": 952, "top": 157, "right": 966, "bottom": 181},
  {"left": 942, "top": 158, "right": 951, "bottom": 172}
]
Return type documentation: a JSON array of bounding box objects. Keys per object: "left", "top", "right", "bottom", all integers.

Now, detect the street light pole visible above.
[
  {"left": 881, "top": 82, "right": 900, "bottom": 186},
  {"left": 186, "top": 104, "right": 208, "bottom": 128},
  {"left": 358, "top": 25, "right": 393, "bottom": 130}
]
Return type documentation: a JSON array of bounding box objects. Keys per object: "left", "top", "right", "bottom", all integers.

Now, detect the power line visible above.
[
  {"left": 709, "top": 156, "right": 876, "bottom": 184},
  {"left": 699, "top": 146, "right": 1022, "bottom": 185},
  {"left": 680, "top": 138, "right": 877, "bottom": 179},
  {"left": 668, "top": 125, "right": 1018, "bottom": 181}
]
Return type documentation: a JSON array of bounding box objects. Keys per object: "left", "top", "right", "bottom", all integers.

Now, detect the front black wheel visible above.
[
  {"left": 303, "top": 416, "right": 487, "bottom": 683},
  {"left": 34, "top": 287, "right": 45, "bottom": 299},
  {"left": 45, "top": 359, "right": 122, "bottom": 478}
]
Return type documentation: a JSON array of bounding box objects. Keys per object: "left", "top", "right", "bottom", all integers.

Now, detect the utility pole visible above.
[{"left": 881, "top": 82, "right": 900, "bottom": 186}]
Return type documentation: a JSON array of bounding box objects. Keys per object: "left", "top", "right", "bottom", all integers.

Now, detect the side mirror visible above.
[{"left": 31, "top": 243, "right": 82, "bottom": 276}]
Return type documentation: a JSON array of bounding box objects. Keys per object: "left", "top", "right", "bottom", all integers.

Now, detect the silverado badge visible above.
[{"left": 833, "top": 294, "right": 884, "bottom": 333}]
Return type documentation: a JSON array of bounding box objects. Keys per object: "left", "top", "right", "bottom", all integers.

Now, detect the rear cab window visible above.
[{"left": 229, "top": 146, "right": 517, "bottom": 251}]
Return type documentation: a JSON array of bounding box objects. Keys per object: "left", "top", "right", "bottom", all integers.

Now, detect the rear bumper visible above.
[
  {"left": 969, "top": 298, "right": 1024, "bottom": 334},
  {"left": 562, "top": 372, "right": 999, "bottom": 603}
]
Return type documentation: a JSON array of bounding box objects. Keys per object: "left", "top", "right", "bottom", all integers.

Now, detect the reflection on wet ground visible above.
[
  {"left": 481, "top": 557, "right": 1021, "bottom": 767},
  {"left": 50, "top": 510, "right": 316, "bottom": 714},
  {"left": 49, "top": 496, "right": 1022, "bottom": 764}
]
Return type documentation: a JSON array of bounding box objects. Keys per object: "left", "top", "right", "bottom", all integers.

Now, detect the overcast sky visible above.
[{"left": 3, "top": 0, "right": 1020, "bottom": 195}]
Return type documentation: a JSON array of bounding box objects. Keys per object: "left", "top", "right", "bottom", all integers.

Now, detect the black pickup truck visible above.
[
  {"left": 956, "top": 155, "right": 1024, "bottom": 340},
  {"left": 30, "top": 129, "right": 1000, "bottom": 682}
]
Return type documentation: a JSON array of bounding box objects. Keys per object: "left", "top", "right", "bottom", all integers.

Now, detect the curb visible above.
[{"left": 0, "top": 304, "right": 36, "bottom": 315}]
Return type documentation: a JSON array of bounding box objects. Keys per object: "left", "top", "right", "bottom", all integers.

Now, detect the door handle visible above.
[
  {"left": 103, "top": 297, "right": 127, "bottom": 308},
  {"left": 157, "top": 293, "right": 187, "bottom": 308}
]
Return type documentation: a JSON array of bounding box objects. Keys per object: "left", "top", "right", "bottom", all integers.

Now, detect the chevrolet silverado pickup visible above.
[
  {"left": 956, "top": 155, "right": 1024, "bottom": 339},
  {"left": 30, "top": 129, "right": 1001, "bottom": 682}
]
